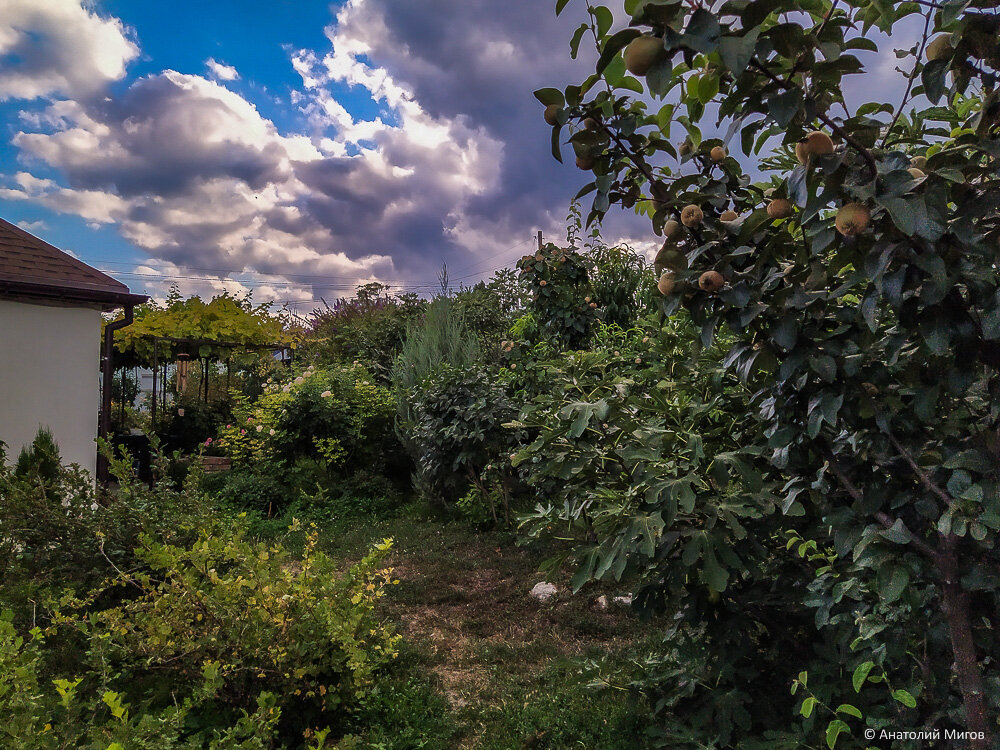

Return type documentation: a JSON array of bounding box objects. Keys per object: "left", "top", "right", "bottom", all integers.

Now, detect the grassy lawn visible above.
[{"left": 310, "top": 508, "right": 656, "bottom": 749}]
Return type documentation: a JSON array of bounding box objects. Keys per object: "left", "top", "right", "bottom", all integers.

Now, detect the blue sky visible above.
[{"left": 0, "top": 0, "right": 920, "bottom": 309}]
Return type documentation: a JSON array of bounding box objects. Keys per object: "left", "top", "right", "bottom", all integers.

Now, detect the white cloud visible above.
[
  {"left": 205, "top": 58, "right": 240, "bottom": 82},
  {"left": 0, "top": 0, "right": 138, "bottom": 101}
]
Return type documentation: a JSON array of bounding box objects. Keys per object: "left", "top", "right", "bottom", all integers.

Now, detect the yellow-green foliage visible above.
[
  {"left": 89, "top": 523, "right": 400, "bottom": 717},
  {"left": 2, "top": 521, "right": 399, "bottom": 748},
  {"left": 0, "top": 616, "right": 284, "bottom": 749},
  {"left": 106, "top": 291, "right": 297, "bottom": 364}
]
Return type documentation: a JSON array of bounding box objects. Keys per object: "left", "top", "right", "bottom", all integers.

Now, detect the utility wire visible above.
[{"left": 92, "top": 235, "right": 538, "bottom": 289}]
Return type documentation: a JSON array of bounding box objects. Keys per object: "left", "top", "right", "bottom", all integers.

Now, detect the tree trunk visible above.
[{"left": 938, "top": 543, "right": 992, "bottom": 749}]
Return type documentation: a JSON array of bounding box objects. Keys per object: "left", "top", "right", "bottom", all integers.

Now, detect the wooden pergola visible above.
[{"left": 122, "top": 334, "right": 293, "bottom": 423}]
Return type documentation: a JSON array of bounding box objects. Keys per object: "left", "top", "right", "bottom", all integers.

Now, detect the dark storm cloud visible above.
[
  {"left": 17, "top": 74, "right": 291, "bottom": 197},
  {"left": 327, "top": 0, "right": 651, "bottom": 253}
]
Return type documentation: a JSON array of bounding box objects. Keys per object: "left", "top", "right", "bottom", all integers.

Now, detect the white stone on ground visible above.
[{"left": 529, "top": 581, "right": 558, "bottom": 602}]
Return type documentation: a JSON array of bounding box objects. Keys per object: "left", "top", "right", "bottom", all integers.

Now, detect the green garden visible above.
[{"left": 2, "top": 0, "right": 999, "bottom": 747}]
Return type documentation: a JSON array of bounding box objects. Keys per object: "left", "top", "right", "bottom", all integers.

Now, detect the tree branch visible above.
[
  {"left": 815, "top": 0, "right": 841, "bottom": 39},
  {"left": 885, "top": 432, "right": 957, "bottom": 509},
  {"left": 750, "top": 57, "right": 879, "bottom": 181},
  {"left": 881, "top": 10, "right": 933, "bottom": 147},
  {"left": 824, "top": 450, "right": 939, "bottom": 560},
  {"left": 595, "top": 121, "right": 706, "bottom": 243}
]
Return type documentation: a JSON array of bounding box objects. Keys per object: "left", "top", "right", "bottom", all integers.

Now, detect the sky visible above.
[{"left": 0, "top": 0, "right": 922, "bottom": 310}]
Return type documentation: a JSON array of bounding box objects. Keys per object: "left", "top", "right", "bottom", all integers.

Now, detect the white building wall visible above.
[{"left": 0, "top": 298, "right": 101, "bottom": 475}]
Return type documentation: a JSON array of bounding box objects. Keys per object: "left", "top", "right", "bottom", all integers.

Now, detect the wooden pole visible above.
[
  {"left": 151, "top": 339, "right": 158, "bottom": 426},
  {"left": 537, "top": 230, "right": 543, "bottom": 251}
]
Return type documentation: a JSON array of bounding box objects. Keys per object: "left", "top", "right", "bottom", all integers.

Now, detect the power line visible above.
[
  {"left": 90, "top": 235, "right": 538, "bottom": 289},
  {"left": 99, "top": 270, "right": 442, "bottom": 291}
]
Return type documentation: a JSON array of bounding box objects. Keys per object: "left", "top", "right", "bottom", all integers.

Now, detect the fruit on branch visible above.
[
  {"left": 926, "top": 34, "right": 954, "bottom": 61},
  {"left": 911, "top": 155, "right": 927, "bottom": 170},
  {"left": 624, "top": 35, "right": 666, "bottom": 76},
  {"left": 908, "top": 167, "right": 926, "bottom": 179},
  {"left": 710, "top": 146, "right": 727, "bottom": 162},
  {"left": 835, "top": 203, "right": 872, "bottom": 236},
  {"left": 657, "top": 271, "right": 677, "bottom": 295},
  {"left": 681, "top": 204, "right": 704, "bottom": 227},
  {"left": 663, "top": 219, "right": 680, "bottom": 238},
  {"left": 539, "top": 280, "right": 548, "bottom": 286},
  {"left": 679, "top": 139, "right": 694, "bottom": 157},
  {"left": 655, "top": 242, "right": 686, "bottom": 272},
  {"left": 543, "top": 104, "right": 560, "bottom": 126},
  {"left": 719, "top": 210, "right": 738, "bottom": 221},
  {"left": 767, "top": 199, "right": 793, "bottom": 219},
  {"left": 589, "top": 301, "right": 598, "bottom": 308},
  {"left": 795, "top": 131, "right": 835, "bottom": 164},
  {"left": 698, "top": 270, "right": 725, "bottom": 293}
]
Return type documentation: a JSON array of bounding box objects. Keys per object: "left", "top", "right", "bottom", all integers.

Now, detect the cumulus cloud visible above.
[
  {"left": 0, "top": 0, "right": 138, "bottom": 101},
  {"left": 205, "top": 58, "right": 240, "bottom": 82},
  {"left": 113, "top": 256, "right": 322, "bottom": 308}
]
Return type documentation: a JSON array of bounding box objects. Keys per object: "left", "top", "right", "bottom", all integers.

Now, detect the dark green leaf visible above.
[
  {"left": 596, "top": 28, "right": 643, "bottom": 76},
  {"left": 534, "top": 88, "right": 565, "bottom": 106}
]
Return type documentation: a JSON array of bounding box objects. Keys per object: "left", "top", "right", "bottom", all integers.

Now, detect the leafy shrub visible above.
[
  {"left": 515, "top": 242, "right": 597, "bottom": 349},
  {"left": 512, "top": 320, "right": 830, "bottom": 742},
  {"left": 450, "top": 269, "right": 524, "bottom": 358},
  {"left": 14, "top": 427, "right": 62, "bottom": 483},
  {"left": 405, "top": 365, "right": 522, "bottom": 519},
  {"left": 0, "top": 432, "right": 211, "bottom": 618},
  {"left": 305, "top": 283, "right": 426, "bottom": 381},
  {"left": 81, "top": 524, "right": 399, "bottom": 736},
  {"left": 1, "top": 432, "right": 402, "bottom": 748},
  {"left": 217, "top": 364, "right": 401, "bottom": 485},
  {"left": 585, "top": 243, "right": 654, "bottom": 331},
  {"left": 391, "top": 296, "right": 480, "bottom": 420},
  {"left": 216, "top": 470, "right": 288, "bottom": 516},
  {"left": 0, "top": 614, "right": 284, "bottom": 749}
]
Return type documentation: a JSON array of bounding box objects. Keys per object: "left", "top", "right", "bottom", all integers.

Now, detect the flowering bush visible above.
[{"left": 217, "top": 364, "right": 399, "bottom": 477}]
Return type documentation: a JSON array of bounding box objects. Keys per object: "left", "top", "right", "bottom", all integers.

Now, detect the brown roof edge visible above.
[
  {"left": 0, "top": 217, "right": 133, "bottom": 293},
  {"left": 0, "top": 279, "right": 148, "bottom": 311}
]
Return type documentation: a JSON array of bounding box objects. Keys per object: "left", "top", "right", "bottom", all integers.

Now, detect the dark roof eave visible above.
[{"left": 0, "top": 279, "right": 149, "bottom": 311}]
